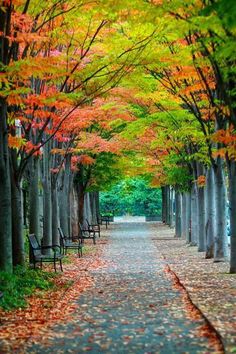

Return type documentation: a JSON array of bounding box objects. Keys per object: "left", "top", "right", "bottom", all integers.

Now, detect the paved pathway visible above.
[{"left": 26, "top": 222, "right": 215, "bottom": 353}]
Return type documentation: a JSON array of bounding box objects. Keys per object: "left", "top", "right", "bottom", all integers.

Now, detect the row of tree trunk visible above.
[{"left": 161, "top": 160, "right": 236, "bottom": 273}]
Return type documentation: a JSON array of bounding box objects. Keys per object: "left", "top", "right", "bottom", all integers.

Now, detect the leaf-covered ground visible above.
[
  {"left": 152, "top": 223, "right": 236, "bottom": 354},
  {"left": 0, "top": 230, "right": 110, "bottom": 353},
  {"left": 0, "top": 222, "right": 233, "bottom": 353}
]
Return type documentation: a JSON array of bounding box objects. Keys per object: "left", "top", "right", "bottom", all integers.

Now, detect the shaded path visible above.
[{"left": 26, "top": 222, "right": 216, "bottom": 353}]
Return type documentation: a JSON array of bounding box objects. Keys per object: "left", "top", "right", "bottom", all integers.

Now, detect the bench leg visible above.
[
  {"left": 54, "top": 260, "right": 57, "bottom": 272},
  {"left": 60, "top": 259, "right": 63, "bottom": 272}
]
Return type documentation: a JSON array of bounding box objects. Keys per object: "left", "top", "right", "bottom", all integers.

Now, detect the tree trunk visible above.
[
  {"left": 95, "top": 191, "right": 100, "bottom": 222},
  {"left": 29, "top": 157, "right": 40, "bottom": 240},
  {"left": 205, "top": 167, "right": 215, "bottom": 259},
  {"left": 181, "top": 193, "right": 187, "bottom": 239},
  {"left": 197, "top": 185, "right": 206, "bottom": 252},
  {"left": 166, "top": 186, "right": 170, "bottom": 225},
  {"left": 59, "top": 155, "right": 71, "bottom": 237},
  {"left": 70, "top": 184, "right": 79, "bottom": 237},
  {"left": 42, "top": 143, "right": 52, "bottom": 248},
  {"left": 213, "top": 157, "right": 228, "bottom": 261},
  {"left": 83, "top": 192, "right": 92, "bottom": 225},
  {"left": 228, "top": 160, "right": 236, "bottom": 273},
  {"left": 161, "top": 186, "right": 166, "bottom": 223},
  {"left": 11, "top": 173, "right": 24, "bottom": 266},
  {"left": 190, "top": 184, "right": 198, "bottom": 246},
  {"left": 0, "top": 100, "right": 12, "bottom": 272},
  {"left": 77, "top": 181, "right": 85, "bottom": 227},
  {"left": 175, "top": 191, "right": 182, "bottom": 237},
  {"left": 169, "top": 187, "right": 175, "bottom": 228},
  {"left": 196, "top": 163, "right": 206, "bottom": 252},
  {"left": 51, "top": 178, "right": 59, "bottom": 245},
  {"left": 185, "top": 192, "right": 191, "bottom": 243},
  {"left": 90, "top": 192, "right": 98, "bottom": 224}
]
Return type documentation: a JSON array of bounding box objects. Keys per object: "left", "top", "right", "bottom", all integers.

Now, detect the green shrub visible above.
[{"left": 0, "top": 266, "right": 56, "bottom": 310}]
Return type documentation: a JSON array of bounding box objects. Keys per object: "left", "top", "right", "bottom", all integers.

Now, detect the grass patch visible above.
[{"left": 0, "top": 266, "right": 57, "bottom": 310}]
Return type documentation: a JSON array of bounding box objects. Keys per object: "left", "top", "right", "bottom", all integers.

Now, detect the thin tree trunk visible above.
[
  {"left": 181, "top": 193, "right": 187, "bottom": 239},
  {"left": 84, "top": 192, "right": 92, "bottom": 225},
  {"left": 175, "top": 191, "right": 182, "bottom": 237},
  {"left": 29, "top": 157, "right": 40, "bottom": 240},
  {"left": 213, "top": 157, "right": 228, "bottom": 261},
  {"left": 11, "top": 174, "right": 24, "bottom": 266},
  {"left": 95, "top": 191, "right": 100, "bottom": 222},
  {"left": 90, "top": 192, "right": 98, "bottom": 224},
  {"left": 197, "top": 163, "right": 206, "bottom": 252},
  {"left": 166, "top": 186, "right": 170, "bottom": 225},
  {"left": 78, "top": 187, "right": 85, "bottom": 227},
  {"left": 0, "top": 98, "right": 13, "bottom": 272},
  {"left": 42, "top": 142, "right": 52, "bottom": 248},
  {"left": 59, "top": 155, "right": 71, "bottom": 236},
  {"left": 205, "top": 167, "right": 215, "bottom": 258},
  {"left": 228, "top": 160, "right": 236, "bottom": 273},
  {"left": 190, "top": 184, "right": 198, "bottom": 246},
  {"left": 185, "top": 192, "right": 191, "bottom": 243},
  {"left": 161, "top": 186, "right": 166, "bottom": 223},
  {"left": 70, "top": 184, "right": 79, "bottom": 237},
  {"left": 51, "top": 177, "right": 59, "bottom": 245},
  {"left": 169, "top": 187, "right": 175, "bottom": 228},
  {"left": 197, "top": 185, "right": 206, "bottom": 252}
]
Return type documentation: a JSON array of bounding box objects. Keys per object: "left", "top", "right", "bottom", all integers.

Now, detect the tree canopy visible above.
[{"left": 0, "top": 0, "right": 236, "bottom": 273}]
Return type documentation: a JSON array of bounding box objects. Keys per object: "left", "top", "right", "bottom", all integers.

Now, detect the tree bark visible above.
[
  {"left": 10, "top": 171, "right": 24, "bottom": 266},
  {"left": 0, "top": 98, "right": 13, "bottom": 272},
  {"left": 166, "top": 186, "right": 170, "bottom": 225},
  {"left": 29, "top": 156, "right": 40, "bottom": 238},
  {"left": 59, "top": 155, "right": 71, "bottom": 237},
  {"left": 190, "top": 184, "right": 198, "bottom": 246},
  {"left": 175, "top": 191, "right": 182, "bottom": 237},
  {"left": 205, "top": 167, "right": 215, "bottom": 258},
  {"left": 95, "top": 191, "right": 100, "bottom": 222},
  {"left": 213, "top": 157, "right": 228, "bottom": 261},
  {"left": 181, "top": 193, "right": 187, "bottom": 239},
  {"left": 196, "top": 163, "right": 206, "bottom": 252},
  {"left": 83, "top": 192, "right": 92, "bottom": 225},
  {"left": 169, "top": 187, "right": 175, "bottom": 228},
  {"left": 197, "top": 185, "right": 206, "bottom": 252},
  {"left": 185, "top": 192, "right": 191, "bottom": 243},
  {"left": 0, "top": 7, "right": 13, "bottom": 272},
  {"left": 161, "top": 186, "right": 166, "bottom": 223},
  {"left": 228, "top": 160, "right": 236, "bottom": 273},
  {"left": 77, "top": 182, "right": 85, "bottom": 227},
  {"left": 42, "top": 142, "right": 52, "bottom": 248},
  {"left": 70, "top": 184, "right": 79, "bottom": 237},
  {"left": 51, "top": 173, "right": 59, "bottom": 245}
]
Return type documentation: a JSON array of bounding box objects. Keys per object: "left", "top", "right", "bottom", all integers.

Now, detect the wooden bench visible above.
[
  {"left": 86, "top": 219, "right": 101, "bottom": 238},
  {"left": 98, "top": 215, "right": 110, "bottom": 229},
  {"left": 28, "top": 234, "right": 64, "bottom": 272},
  {"left": 58, "top": 227, "right": 83, "bottom": 257},
  {"left": 79, "top": 223, "right": 96, "bottom": 244}
]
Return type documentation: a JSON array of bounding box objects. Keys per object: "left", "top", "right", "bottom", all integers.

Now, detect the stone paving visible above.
[{"left": 26, "top": 222, "right": 217, "bottom": 353}]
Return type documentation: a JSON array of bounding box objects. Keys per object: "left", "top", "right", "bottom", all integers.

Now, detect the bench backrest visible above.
[
  {"left": 28, "top": 234, "right": 41, "bottom": 257},
  {"left": 58, "top": 227, "right": 64, "bottom": 239},
  {"left": 79, "top": 223, "right": 87, "bottom": 236},
  {"left": 58, "top": 227, "right": 67, "bottom": 248}
]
